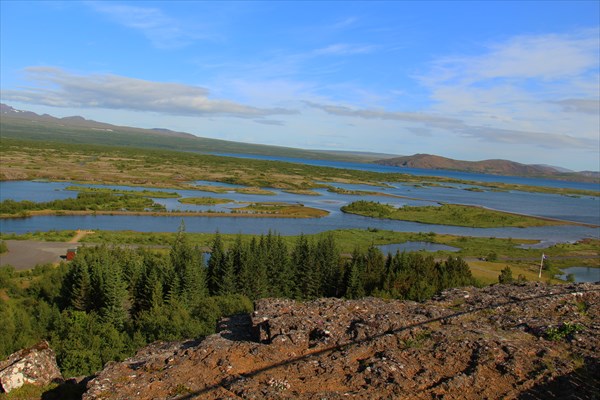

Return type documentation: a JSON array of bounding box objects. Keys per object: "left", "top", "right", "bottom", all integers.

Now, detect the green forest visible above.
[{"left": 0, "top": 226, "right": 474, "bottom": 377}]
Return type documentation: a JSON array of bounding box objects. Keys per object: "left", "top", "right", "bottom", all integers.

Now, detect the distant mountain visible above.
[
  {"left": 532, "top": 164, "right": 573, "bottom": 173},
  {"left": 375, "top": 153, "right": 598, "bottom": 182},
  {"left": 0, "top": 104, "right": 390, "bottom": 162}
]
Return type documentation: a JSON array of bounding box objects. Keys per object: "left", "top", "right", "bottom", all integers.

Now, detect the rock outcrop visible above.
[
  {"left": 84, "top": 282, "right": 599, "bottom": 399},
  {"left": 0, "top": 341, "right": 62, "bottom": 393}
]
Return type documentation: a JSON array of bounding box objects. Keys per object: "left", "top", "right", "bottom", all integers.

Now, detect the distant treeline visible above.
[
  {"left": 0, "top": 192, "right": 166, "bottom": 215},
  {"left": 0, "top": 226, "right": 474, "bottom": 377}
]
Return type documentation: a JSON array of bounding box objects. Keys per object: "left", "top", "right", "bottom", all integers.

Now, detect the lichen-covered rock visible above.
[
  {"left": 0, "top": 341, "right": 62, "bottom": 393},
  {"left": 84, "top": 282, "right": 600, "bottom": 400}
]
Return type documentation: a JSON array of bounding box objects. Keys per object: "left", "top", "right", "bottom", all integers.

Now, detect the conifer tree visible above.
[
  {"left": 363, "top": 244, "right": 385, "bottom": 295},
  {"left": 217, "top": 253, "right": 237, "bottom": 296},
  {"left": 70, "top": 262, "right": 91, "bottom": 312},
  {"left": 249, "top": 236, "right": 268, "bottom": 299},
  {"left": 499, "top": 266, "right": 514, "bottom": 284},
  {"left": 344, "top": 257, "right": 365, "bottom": 299},
  {"left": 230, "top": 235, "right": 252, "bottom": 297},
  {"left": 292, "top": 234, "right": 318, "bottom": 299},
  {"left": 133, "top": 261, "right": 165, "bottom": 316},
  {"left": 315, "top": 234, "right": 341, "bottom": 297},
  {"left": 439, "top": 256, "right": 474, "bottom": 289},
  {"left": 99, "top": 260, "right": 128, "bottom": 328},
  {"left": 170, "top": 221, "right": 207, "bottom": 306},
  {"left": 207, "top": 232, "right": 225, "bottom": 295},
  {"left": 265, "top": 232, "right": 291, "bottom": 297}
]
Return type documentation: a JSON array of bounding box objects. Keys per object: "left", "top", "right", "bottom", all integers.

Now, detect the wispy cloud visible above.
[
  {"left": 305, "top": 101, "right": 460, "bottom": 125},
  {"left": 553, "top": 98, "right": 600, "bottom": 115},
  {"left": 1, "top": 67, "right": 297, "bottom": 118},
  {"left": 88, "top": 2, "right": 205, "bottom": 48},
  {"left": 423, "top": 29, "right": 600, "bottom": 85},
  {"left": 313, "top": 43, "right": 377, "bottom": 56},
  {"left": 307, "top": 101, "right": 595, "bottom": 150},
  {"left": 253, "top": 119, "right": 285, "bottom": 126},
  {"left": 330, "top": 17, "right": 358, "bottom": 30},
  {"left": 409, "top": 29, "right": 600, "bottom": 148}
]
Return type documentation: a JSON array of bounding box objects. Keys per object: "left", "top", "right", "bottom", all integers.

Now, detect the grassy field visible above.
[
  {"left": 1, "top": 138, "right": 597, "bottom": 198},
  {"left": 179, "top": 197, "right": 234, "bottom": 205},
  {"left": 66, "top": 186, "right": 181, "bottom": 198},
  {"left": 341, "top": 201, "right": 574, "bottom": 228},
  {"left": 0, "top": 139, "right": 597, "bottom": 283},
  {"left": 0, "top": 113, "right": 388, "bottom": 163}
]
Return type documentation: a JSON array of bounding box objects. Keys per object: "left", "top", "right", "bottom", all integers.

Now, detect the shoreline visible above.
[
  {"left": 341, "top": 203, "right": 598, "bottom": 229},
  {"left": 0, "top": 208, "right": 330, "bottom": 219}
]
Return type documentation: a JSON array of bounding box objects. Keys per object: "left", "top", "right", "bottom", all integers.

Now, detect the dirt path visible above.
[{"left": 68, "top": 230, "right": 95, "bottom": 243}]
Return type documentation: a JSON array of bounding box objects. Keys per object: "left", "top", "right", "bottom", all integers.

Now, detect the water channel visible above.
[{"left": 1, "top": 179, "right": 598, "bottom": 243}]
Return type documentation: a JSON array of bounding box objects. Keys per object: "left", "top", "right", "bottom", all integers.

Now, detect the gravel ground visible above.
[{"left": 0, "top": 240, "right": 81, "bottom": 270}]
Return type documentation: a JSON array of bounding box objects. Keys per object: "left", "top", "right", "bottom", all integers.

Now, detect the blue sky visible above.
[{"left": 1, "top": 1, "right": 598, "bottom": 170}]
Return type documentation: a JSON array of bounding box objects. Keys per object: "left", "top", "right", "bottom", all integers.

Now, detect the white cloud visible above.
[
  {"left": 307, "top": 101, "right": 595, "bottom": 150},
  {"left": 253, "top": 119, "right": 285, "bottom": 126},
  {"left": 313, "top": 43, "right": 377, "bottom": 56},
  {"left": 425, "top": 29, "right": 599, "bottom": 85},
  {"left": 413, "top": 30, "right": 600, "bottom": 149},
  {"left": 1, "top": 67, "right": 297, "bottom": 118},
  {"left": 553, "top": 98, "right": 600, "bottom": 115},
  {"left": 305, "top": 101, "right": 460, "bottom": 126},
  {"left": 88, "top": 2, "right": 205, "bottom": 48}
]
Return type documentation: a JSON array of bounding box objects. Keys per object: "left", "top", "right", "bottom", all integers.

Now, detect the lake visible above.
[
  {"left": 559, "top": 267, "right": 600, "bottom": 283},
  {"left": 0, "top": 154, "right": 598, "bottom": 242}
]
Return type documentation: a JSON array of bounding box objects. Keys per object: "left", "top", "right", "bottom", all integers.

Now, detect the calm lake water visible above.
[
  {"left": 1, "top": 154, "right": 598, "bottom": 244},
  {"left": 1, "top": 180, "right": 598, "bottom": 244},
  {"left": 559, "top": 267, "right": 600, "bottom": 283}
]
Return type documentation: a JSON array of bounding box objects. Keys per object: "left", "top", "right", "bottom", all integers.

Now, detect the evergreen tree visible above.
[
  {"left": 438, "top": 256, "right": 474, "bottom": 289},
  {"left": 69, "top": 259, "right": 92, "bottom": 312},
  {"left": 264, "top": 232, "right": 291, "bottom": 297},
  {"left": 99, "top": 259, "right": 128, "bottom": 328},
  {"left": 170, "top": 221, "right": 207, "bottom": 305},
  {"left": 217, "top": 254, "right": 237, "bottom": 296},
  {"left": 230, "top": 235, "right": 252, "bottom": 297},
  {"left": 315, "top": 234, "right": 341, "bottom": 297},
  {"left": 133, "top": 259, "right": 165, "bottom": 316},
  {"left": 207, "top": 232, "right": 225, "bottom": 295},
  {"left": 120, "top": 249, "right": 145, "bottom": 298},
  {"left": 292, "top": 235, "right": 319, "bottom": 299},
  {"left": 249, "top": 236, "right": 268, "bottom": 299},
  {"left": 344, "top": 258, "right": 365, "bottom": 299},
  {"left": 499, "top": 266, "right": 514, "bottom": 284},
  {"left": 363, "top": 244, "right": 385, "bottom": 295}
]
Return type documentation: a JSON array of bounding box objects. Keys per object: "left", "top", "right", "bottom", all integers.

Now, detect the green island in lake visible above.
[{"left": 341, "top": 201, "right": 577, "bottom": 228}]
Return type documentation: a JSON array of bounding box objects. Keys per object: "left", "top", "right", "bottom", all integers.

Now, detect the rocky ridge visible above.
[{"left": 81, "top": 282, "right": 599, "bottom": 399}]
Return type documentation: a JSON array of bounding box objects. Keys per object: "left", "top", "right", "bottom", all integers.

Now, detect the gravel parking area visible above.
[{"left": 0, "top": 240, "right": 81, "bottom": 270}]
